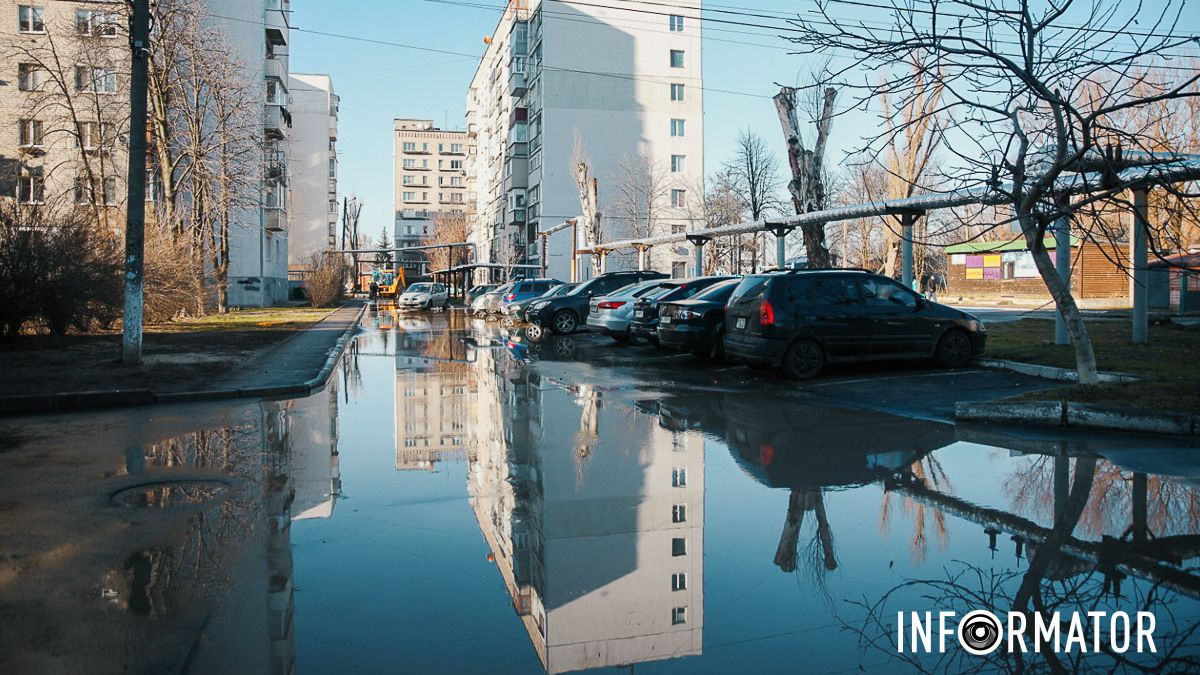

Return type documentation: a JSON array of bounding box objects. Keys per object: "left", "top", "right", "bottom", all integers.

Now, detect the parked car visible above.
[
  {"left": 499, "top": 279, "right": 564, "bottom": 314},
  {"left": 722, "top": 270, "right": 987, "bottom": 379},
  {"left": 526, "top": 270, "right": 668, "bottom": 335},
  {"left": 465, "top": 284, "right": 498, "bottom": 306},
  {"left": 503, "top": 282, "right": 576, "bottom": 320},
  {"left": 657, "top": 278, "right": 742, "bottom": 357},
  {"left": 630, "top": 276, "right": 736, "bottom": 344},
  {"left": 586, "top": 279, "right": 677, "bottom": 342},
  {"left": 397, "top": 282, "right": 449, "bottom": 311},
  {"left": 472, "top": 282, "right": 515, "bottom": 317}
]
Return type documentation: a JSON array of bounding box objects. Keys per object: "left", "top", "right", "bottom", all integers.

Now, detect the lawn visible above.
[{"left": 985, "top": 318, "right": 1200, "bottom": 415}]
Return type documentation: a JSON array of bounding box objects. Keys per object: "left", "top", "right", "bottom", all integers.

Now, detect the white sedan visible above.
[{"left": 397, "top": 282, "right": 449, "bottom": 311}]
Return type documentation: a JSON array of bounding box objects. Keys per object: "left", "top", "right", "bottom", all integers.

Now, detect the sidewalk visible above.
[{"left": 0, "top": 303, "right": 365, "bottom": 416}]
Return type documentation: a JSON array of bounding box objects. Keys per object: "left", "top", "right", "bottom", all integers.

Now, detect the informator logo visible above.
[{"left": 897, "top": 610, "right": 1158, "bottom": 656}]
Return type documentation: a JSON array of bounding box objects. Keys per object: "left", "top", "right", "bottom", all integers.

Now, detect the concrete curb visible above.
[
  {"left": 955, "top": 400, "right": 1199, "bottom": 436},
  {"left": 0, "top": 304, "right": 367, "bottom": 417},
  {"left": 973, "top": 357, "right": 1144, "bottom": 384}
]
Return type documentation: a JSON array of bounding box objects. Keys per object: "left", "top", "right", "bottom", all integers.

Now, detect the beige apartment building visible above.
[{"left": 393, "top": 119, "right": 474, "bottom": 278}]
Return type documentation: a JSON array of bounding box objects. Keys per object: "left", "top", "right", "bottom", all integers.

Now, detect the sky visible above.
[{"left": 288, "top": 0, "right": 1198, "bottom": 240}]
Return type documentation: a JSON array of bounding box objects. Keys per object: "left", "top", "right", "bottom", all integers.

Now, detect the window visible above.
[
  {"left": 74, "top": 176, "right": 94, "bottom": 205},
  {"left": 672, "top": 261, "right": 687, "bottom": 278},
  {"left": 671, "top": 537, "right": 687, "bottom": 556},
  {"left": 437, "top": 143, "right": 444, "bottom": 153},
  {"left": 403, "top": 159, "right": 417, "bottom": 169},
  {"left": 671, "top": 155, "right": 686, "bottom": 172},
  {"left": 669, "top": 14, "right": 684, "bottom": 31},
  {"left": 77, "top": 121, "right": 108, "bottom": 150},
  {"left": 75, "top": 67, "right": 117, "bottom": 94},
  {"left": 670, "top": 49, "right": 685, "bottom": 68},
  {"left": 18, "top": 119, "right": 44, "bottom": 147},
  {"left": 451, "top": 143, "right": 463, "bottom": 153},
  {"left": 670, "top": 83, "right": 685, "bottom": 102},
  {"left": 403, "top": 142, "right": 416, "bottom": 152},
  {"left": 672, "top": 467, "right": 687, "bottom": 487},
  {"left": 450, "top": 159, "right": 463, "bottom": 170},
  {"left": 76, "top": 10, "right": 116, "bottom": 37},
  {"left": 859, "top": 277, "right": 918, "bottom": 309},
  {"left": 672, "top": 607, "right": 688, "bottom": 625},
  {"left": 103, "top": 177, "right": 118, "bottom": 205},
  {"left": 402, "top": 175, "right": 417, "bottom": 186},
  {"left": 672, "top": 573, "right": 687, "bottom": 591},
  {"left": 670, "top": 119, "right": 685, "bottom": 137},
  {"left": 672, "top": 503, "right": 687, "bottom": 523},
  {"left": 811, "top": 277, "right": 858, "bottom": 307},
  {"left": 19, "top": 172, "right": 44, "bottom": 204},
  {"left": 18, "top": 63, "right": 46, "bottom": 91},
  {"left": 266, "top": 80, "right": 284, "bottom": 104},
  {"left": 18, "top": 5, "right": 44, "bottom": 33},
  {"left": 671, "top": 189, "right": 686, "bottom": 207},
  {"left": 328, "top": 157, "right": 336, "bottom": 178},
  {"left": 402, "top": 191, "right": 416, "bottom": 200},
  {"left": 265, "top": 179, "right": 286, "bottom": 209},
  {"left": 329, "top": 200, "right": 338, "bottom": 214},
  {"left": 671, "top": 223, "right": 685, "bottom": 234}
]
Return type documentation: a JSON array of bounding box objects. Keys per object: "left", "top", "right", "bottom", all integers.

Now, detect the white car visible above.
[{"left": 397, "top": 282, "right": 449, "bottom": 311}]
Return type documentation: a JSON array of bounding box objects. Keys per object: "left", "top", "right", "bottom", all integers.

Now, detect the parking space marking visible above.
[{"left": 804, "top": 369, "right": 987, "bottom": 388}]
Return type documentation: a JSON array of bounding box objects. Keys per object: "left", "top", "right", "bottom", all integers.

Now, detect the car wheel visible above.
[
  {"left": 552, "top": 310, "right": 577, "bottom": 334},
  {"left": 501, "top": 317, "right": 516, "bottom": 329},
  {"left": 552, "top": 336, "right": 578, "bottom": 359},
  {"left": 525, "top": 324, "right": 545, "bottom": 342},
  {"left": 782, "top": 339, "right": 824, "bottom": 380},
  {"left": 935, "top": 329, "right": 973, "bottom": 368}
]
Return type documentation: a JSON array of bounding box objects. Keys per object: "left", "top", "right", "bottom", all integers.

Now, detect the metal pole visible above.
[
  {"left": 122, "top": 0, "right": 151, "bottom": 366},
  {"left": 637, "top": 245, "right": 646, "bottom": 271},
  {"left": 1132, "top": 188, "right": 1149, "bottom": 344},
  {"left": 1054, "top": 200, "right": 1072, "bottom": 345},
  {"left": 693, "top": 241, "right": 704, "bottom": 277},
  {"left": 901, "top": 214, "right": 915, "bottom": 288},
  {"left": 776, "top": 230, "right": 787, "bottom": 269},
  {"left": 539, "top": 234, "right": 548, "bottom": 278},
  {"left": 570, "top": 220, "right": 578, "bottom": 282}
]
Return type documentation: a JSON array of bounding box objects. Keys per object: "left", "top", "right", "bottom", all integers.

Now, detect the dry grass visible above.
[{"left": 986, "top": 318, "right": 1200, "bottom": 414}]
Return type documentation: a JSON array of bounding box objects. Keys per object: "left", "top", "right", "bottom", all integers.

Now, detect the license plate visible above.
[
  {"left": 635, "top": 310, "right": 644, "bottom": 318},
  {"left": 661, "top": 316, "right": 671, "bottom": 325},
  {"left": 736, "top": 317, "right": 747, "bottom": 329}
]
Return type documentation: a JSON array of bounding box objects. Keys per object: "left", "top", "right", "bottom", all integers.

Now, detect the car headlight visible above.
[
  {"left": 532, "top": 301, "right": 547, "bottom": 310},
  {"left": 966, "top": 319, "right": 984, "bottom": 333}
]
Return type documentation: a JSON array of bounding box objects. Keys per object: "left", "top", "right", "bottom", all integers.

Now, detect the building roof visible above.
[
  {"left": 945, "top": 235, "right": 1080, "bottom": 255},
  {"left": 1148, "top": 252, "right": 1200, "bottom": 269}
]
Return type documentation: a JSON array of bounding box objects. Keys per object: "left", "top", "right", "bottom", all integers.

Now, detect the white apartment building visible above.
[
  {"left": 467, "top": 0, "right": 705, "bottom": 282},
  {"left": 287, "top": 73, "right": 339, "bottom": 267},
  {"left": 393, "top": 119, "right": 473, "bottom": 278},
  {"left": 207, "top": 0, "right": 293, "bottom": 306}
]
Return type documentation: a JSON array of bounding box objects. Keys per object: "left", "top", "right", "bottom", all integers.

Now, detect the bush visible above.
[
  {"left": 143, "top": 223, "right": 205, "bottom": 322},
  {"left": 0, "top": 203, "right": 121, "bottom": 338},
  {"left": 304, "top": 251, "right": 346, "bottom": 308}
]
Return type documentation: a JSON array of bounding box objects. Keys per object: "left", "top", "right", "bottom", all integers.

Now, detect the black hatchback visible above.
[
  {"left": 657, "top": 278, "right": 741, "bottom": 358},
  {"left": 722, "top": 270, "right": 986, "bottom": 379},
  {"left": 629, "top": 276, "right": 735, "bottom": 344}
]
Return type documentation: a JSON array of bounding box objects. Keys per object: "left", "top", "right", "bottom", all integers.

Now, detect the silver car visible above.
[
  {"left": 473, "top": 282, "right": 514, "bottom": 317},
  {"left": 397, "top": 282, "right": 449, "bottom": 311},
  {"left": 586, "top": 279, "right": 673, "bottom": 342}
]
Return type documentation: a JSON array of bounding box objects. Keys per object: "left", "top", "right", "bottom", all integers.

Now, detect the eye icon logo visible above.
[{"left": 958, "top": 610, "right": 1004, "bottom": 655}]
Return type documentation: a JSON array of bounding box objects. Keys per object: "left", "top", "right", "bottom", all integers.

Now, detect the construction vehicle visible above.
[{"left": 372, "top": 268, "right": 406, "bottom": 299}]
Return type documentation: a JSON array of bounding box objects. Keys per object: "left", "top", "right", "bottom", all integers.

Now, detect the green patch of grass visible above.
[
  {"left": 987, "top": 319, "right": 1200, "bottom": 415},
  {"left": 151, "top": 307, "right": 337, "bottom": 334}
]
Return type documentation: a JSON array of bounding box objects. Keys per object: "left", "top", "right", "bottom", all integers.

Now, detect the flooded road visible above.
[{"left": 3, "top": 309, "right": 1200, "bottom": 673}]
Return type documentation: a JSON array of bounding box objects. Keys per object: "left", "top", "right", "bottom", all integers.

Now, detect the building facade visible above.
[
  {"left": 2, "top": 0, "right": 295, "bottom": 307},
  {"left": 392, "top": 119, "right": 473, "bottom": 278},
  {"left": 287, "top": 72, "right": 339, "bottom": 267},
  {"left": 467, "top": 0, "right": 705, "bottom": 282}
]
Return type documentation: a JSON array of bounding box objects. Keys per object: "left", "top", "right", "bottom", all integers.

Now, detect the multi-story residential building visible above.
[
  {"left": 467, "top": 0, "right": 705, "bottom": 282},
  {"left": 2, "top": 0, "right": 295, "bottom": 307},
  {"left": 393, "top": 119, "right": 473, "bottom": 279},
  {"left": 287, "top": 72, "right": 339, "bottom": 267}
]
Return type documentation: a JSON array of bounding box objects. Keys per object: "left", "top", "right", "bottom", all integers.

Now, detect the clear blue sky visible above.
[{"left": 288, "top": 0, "right": 1197, "bottom": 239}]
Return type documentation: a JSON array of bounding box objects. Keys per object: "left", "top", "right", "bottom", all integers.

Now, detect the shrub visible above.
[
  {"left": 304, "top": 251, "right": 346, "bottom": 308},
  {"left": 143, "top": 223, "right": 205, "bottom": 322}
]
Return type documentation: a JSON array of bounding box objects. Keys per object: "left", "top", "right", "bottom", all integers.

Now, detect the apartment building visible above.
[
  {"left": 287, "top": 73, "right": 339, "bottom": 266},
  {"left": 393, "top": 119, "right": 473, "bottom": 278},
  {"left": 467, "top": 0, "right": 705, "bottom": 282},
  {"left": 2, "top": 0, "right": 295, "bottom": 306}
]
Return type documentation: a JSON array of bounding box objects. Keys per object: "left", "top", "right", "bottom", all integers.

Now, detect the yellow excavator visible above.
[{"left": 373, "top": 268, "right": 406, "bottom": 299}]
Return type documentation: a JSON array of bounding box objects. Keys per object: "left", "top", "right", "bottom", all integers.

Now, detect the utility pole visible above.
[{"left": 122, "top": 0, "right": 151, "bottom": 366}]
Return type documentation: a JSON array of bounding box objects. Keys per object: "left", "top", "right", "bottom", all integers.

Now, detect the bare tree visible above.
[
  {"left": 427, "top": 211, "right": 469, "bottom": 272},
  {"left": 612, "top": 149, "right": 671, "bottom": 243},
  {"left": 786, "top": 0, "right": 1200, "bottom": 384},
  {"left": 775, "top": 84, "right": 837, "bottom": 269},
  {"left": 724, "top": 130, "right": 784, "bottom": 270},
  {"left": 702, "top": 170, "right": 746, "bottom": 274}
]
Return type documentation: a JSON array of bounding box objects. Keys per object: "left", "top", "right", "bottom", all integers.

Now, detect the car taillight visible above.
[
  {"left": 597, "top": 301, "right": 626, "bottom": 310},
  {"left": 505, "top": 294, "right": 515, "bottom": 301},
  {"left": 759, "top": 300, "right": 775, "bottom": 326}
]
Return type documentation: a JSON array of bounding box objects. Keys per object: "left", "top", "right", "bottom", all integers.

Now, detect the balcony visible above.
[
  {"left": 265, "top": 104, "right": 291, "bottom": 139},
  {"left": 265, "top": 207, "right": 286, "bottom": 232},
  {"left": 508, "top": 67, "right": 527, "bottom": 97},
  {"left": 264, "top": 57, "right": 286, "bottom": 83},
  {"left": 265, "top": 0, "right": 289, "bottom": 45}
]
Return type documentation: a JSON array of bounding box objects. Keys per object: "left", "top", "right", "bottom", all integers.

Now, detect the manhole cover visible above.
[{"left": 112, "top": 481, "right": 228, "bottom": 508}]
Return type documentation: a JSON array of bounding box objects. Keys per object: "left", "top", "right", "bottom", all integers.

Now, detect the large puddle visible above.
[{"left": 2, "top": 309, "right": 1199, "bottom": 673}]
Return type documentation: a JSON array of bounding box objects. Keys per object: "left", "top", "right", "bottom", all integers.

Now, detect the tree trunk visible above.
[
  {"left": 775, "top": 86, "right": 836, "bottom": 269},
  {"left": 1024, "top": 221, "right": 1099, "bottom": 385}
]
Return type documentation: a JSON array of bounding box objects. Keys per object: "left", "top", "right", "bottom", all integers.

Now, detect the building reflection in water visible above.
[{"left": 395, "top": 318, "right": 705, "bottom": 673}]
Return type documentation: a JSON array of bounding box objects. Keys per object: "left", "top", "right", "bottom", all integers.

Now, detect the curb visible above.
[
  {"left": 0, "top": 304, "right": 366, "bottom": 417},
  {"left": 955, "top": 400, "right": 1199, "bottom": 436},
  {"left": 973, "top": 358, "right": 1143, "bottom": 384}
]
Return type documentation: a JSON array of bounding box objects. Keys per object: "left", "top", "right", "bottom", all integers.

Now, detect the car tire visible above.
[
  {"left": 551, "top": 310, "right": 578, "bottom": 334},
  {"left": 935, "top": 329, "right": 973, "bottom": 368},
  {"left": 782, "top": 339, "right": 824, "bottom": 380},
  {"left": 525, "top": 324, "right": 545, "bottom": 342}
]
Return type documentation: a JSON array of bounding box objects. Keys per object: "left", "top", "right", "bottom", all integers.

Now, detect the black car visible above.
[
  {"left": 656, "top": 278, "right": 741, "bottom": 358},
  {"left": 525, "top": 270, "right": 668, "bottom": 335},
  {"left": 629, "top": 276, "right": 735, "bottom": 344},
  {"left": 723, "top": 270, "right": 986, "bottom": 379}
]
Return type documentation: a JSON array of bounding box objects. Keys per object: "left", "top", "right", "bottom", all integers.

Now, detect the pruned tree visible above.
[
  {"left": 775, "top": 84, "right": 837, "bottom": 269},
  {"left": 785, "top": 0, "right": 1200, "bottom": 384},
  {"left": 572, "top": 135, "right": 603, "bottom": 278}
]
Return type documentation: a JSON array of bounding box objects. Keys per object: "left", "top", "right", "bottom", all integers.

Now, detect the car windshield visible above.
[
  {"left": 644, "top": 284, "right": 680, "bottom": 301},
  {"left": 546, "top": 284, "right": 574, "bottom": 297},
  {"left": 407, "top": 284, "right": 432, "bottom": 293},
  {"left": 728, "top": 276, "right": 770, "bottom": 305},
  {"left": 694, "top": 278, "right": 740, "bottom": 302}
]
